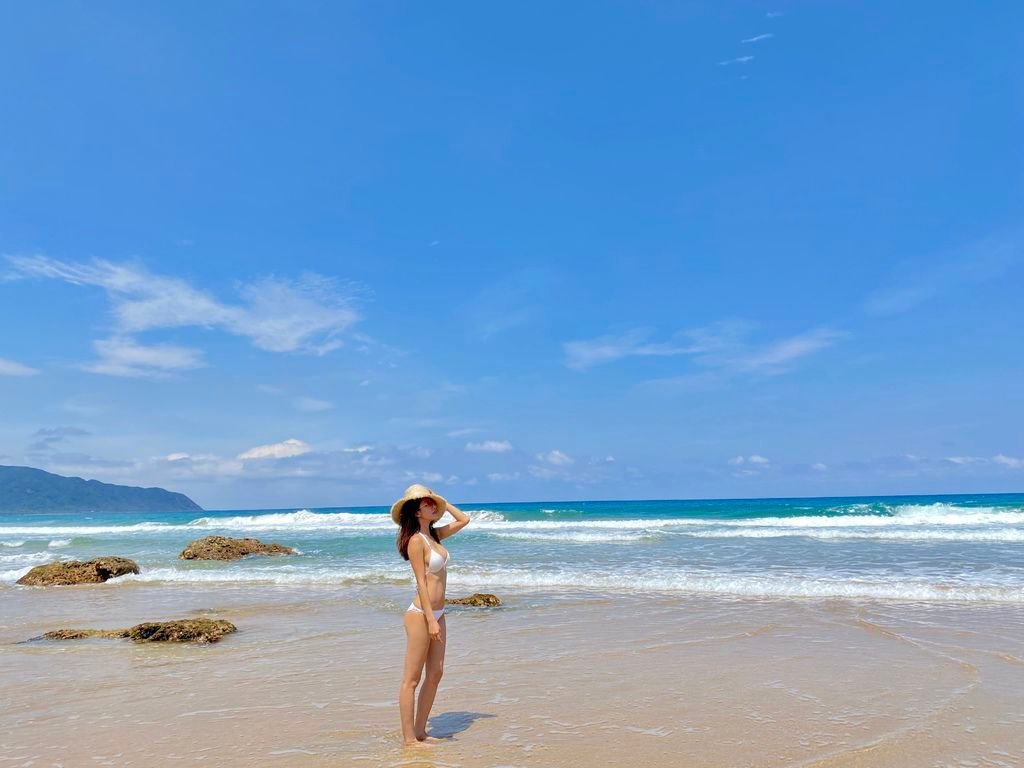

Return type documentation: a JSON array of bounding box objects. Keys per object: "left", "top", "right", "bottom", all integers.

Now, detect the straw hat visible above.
[{"left": 390, "top": 484, "right": 448, "bottom": 524}]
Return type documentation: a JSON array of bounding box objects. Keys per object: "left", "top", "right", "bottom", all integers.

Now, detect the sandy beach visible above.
[{"left": 4, "top": 581, "right": 1023, "bottom": 767}]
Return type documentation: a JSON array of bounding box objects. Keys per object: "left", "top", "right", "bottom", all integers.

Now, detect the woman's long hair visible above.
[{"left": 396, "top": 498, "right": 440, "bottom": 560}]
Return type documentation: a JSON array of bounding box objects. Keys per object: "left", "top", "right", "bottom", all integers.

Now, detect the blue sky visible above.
[{"left": 1, "top": 2, "right": 1022, "bottom": 509}]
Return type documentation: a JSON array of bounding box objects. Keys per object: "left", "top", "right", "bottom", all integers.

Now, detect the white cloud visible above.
[
  {"left": 237, "top": 438, "right": 312, "bottom": 460},
  {"left": 567, "top": 323, "right": 843, "bottom": 376},
  {"left": 945, "top": 454, "right": 1024, "bottom": 469},
  {"left": 729, "top": 454, "right": 770, "bottom": 468},
  {"left": 487, "top": 472, "right": 520, "bottom": 482},
  {"left": 0, "top": 356, "right": 40, "bottom": 376},
  {"left": 343, "top": 445, "right": 373, "bottom": 453},
  {"left": 720, "top": 56, "right": 755, "bottom": 66},
  {"left": 993, "top": 454, "right": 1024, "bottom": 469},
  {"left": 564, "top": 329, "right": 701, "bottom": 370},
  {"left": 536, "top": 449, "right": 574, "bottom": 466},
  {"left": 461, "top": 268, "right": 555, "bottom": 341},
  {"left": 83, "top": 336, "right": 205, "bottom": 378},
  {"left": 447, "top": 428, "right": 483, "bottom": 438},
  {"left": 161, "top": 452, "right": 245, "bottom": 478},
  {"left": 292, "top": 396, "right": 335, "bottom": 412},
  {"left": 946, "top": 456, "right": 986, "bottom": 465},
  {"left": 466, "top": 440, "right": 513, "bottom": 453},
  {"left": 742, "top": 33, "right": 773, "bottom": 43},
  {"left": 730, "top": 329, "right": 843, "bottom": 374},
  {"left": 811, "top": 462, "right": 828, "bottom": 471},
  {"left": 6, "top": 255, "right": 362, "bottom": 362},
  {"left": 863, "top": 235, "right": 1019, "bottom": 317}
]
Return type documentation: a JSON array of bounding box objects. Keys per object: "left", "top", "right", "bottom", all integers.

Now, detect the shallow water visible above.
[{"left": 3, "top": 585, "right": 1023, "bottom": 767}]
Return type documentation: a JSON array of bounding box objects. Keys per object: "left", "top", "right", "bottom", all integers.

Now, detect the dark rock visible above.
[
  {"left": 16, "top": 557, "right": 140, "bottom": 586},
  {"left": 179, "top": 535, "right": 295, "bottom": 561},
  {"left": 41, "top": 628, "right": 125, "bottom": 640},
  {"left": 123, "top": 619, "right": 237, "bottom": 643},
  {"left": 446, "top": 593, "right": 502, "bottom": 607},
  {"left": 37, "top": 618, "right": 237, "bottom": 644}
]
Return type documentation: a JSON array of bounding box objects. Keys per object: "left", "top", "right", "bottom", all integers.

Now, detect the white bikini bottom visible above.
[{"left": 407, "top": 602, "right": 445, "bottom": 620}]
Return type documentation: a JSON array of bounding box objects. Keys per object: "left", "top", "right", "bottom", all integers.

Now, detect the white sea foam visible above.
[
  {"left": 665, "top": 528, "right": 1024, "bottom": 543},
  {"left": 447, "top": 568, "right": 1024, "bottom": 604},
  {"left": 186, "top": 509, "right": 394, "bottom": 530},
  {"left": 0, "top": 508, "right": 507, "bottom": 537},
  {"left": 1, "top": 540, "right": 26, "bottom": 547},
  {"left": 489, "top": 531, "right": 659, "bottom": 543},
  {"left": 0, "top": 522, "right": 184, "bottom": 536},
  {"left": 119, "top": 566, "right": 411, "bottom": 586},
  {"left": 90, "top": 563, "right": 1024, "bottom": 603},
  {"left": 0, "top": 552, "right": 56, "bottom": 565},
  {"left": 48, "top": 539, "right": 71, "bottom": 548}
]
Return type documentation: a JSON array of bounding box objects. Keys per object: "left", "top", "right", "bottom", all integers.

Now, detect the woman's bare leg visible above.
[
  {"left": 414, "top": 615, "right": 447, "bottom": 739},
  {"left": 400, "top": 611, "right": 430, "bottom": 745}
]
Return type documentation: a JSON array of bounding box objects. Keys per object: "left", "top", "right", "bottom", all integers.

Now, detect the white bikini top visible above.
[{"left": 420, "top": 532, "right": 450, "bottom": 574}]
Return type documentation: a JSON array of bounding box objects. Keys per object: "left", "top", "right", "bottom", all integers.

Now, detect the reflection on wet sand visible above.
[{"left": 2, "top": 584, "right": 1022, "bottom": 767}]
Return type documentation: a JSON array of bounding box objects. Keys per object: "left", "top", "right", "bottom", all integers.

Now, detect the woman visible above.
[{"left": 392, "top": 483, "right": 471, "bottom": 746}]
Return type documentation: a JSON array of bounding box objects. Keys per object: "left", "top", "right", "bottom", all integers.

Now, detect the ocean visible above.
[{"left": 4, "top": 492, "right": 1023, "bottom": 604}]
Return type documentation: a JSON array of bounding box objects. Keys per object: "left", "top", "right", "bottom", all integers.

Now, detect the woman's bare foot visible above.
[{"left": 416, "top": 733, "right": 443, "bottom": 742}]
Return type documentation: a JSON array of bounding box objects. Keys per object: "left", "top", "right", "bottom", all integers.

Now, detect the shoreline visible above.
[{"left": 4, "top": 584, "right": 1023, "bottom": 767}]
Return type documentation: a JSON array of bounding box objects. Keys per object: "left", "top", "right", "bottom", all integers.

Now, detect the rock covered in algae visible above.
[
  {"left": 446, "top": 593, "right": 502, "bottom": 607},
  {"left": 39, "top": 618, "right": 237, "bottom": 644},
  {"left": 179, "top": 535, "right": 295, "bottom": 561},
  {"left": 16, "top": 557, "right": 140, "bottom": 586}
]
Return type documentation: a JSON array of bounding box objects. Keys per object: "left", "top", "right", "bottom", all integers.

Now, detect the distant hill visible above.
[{"left": 0, "top": 465, "right": 203, "bottom": 513}]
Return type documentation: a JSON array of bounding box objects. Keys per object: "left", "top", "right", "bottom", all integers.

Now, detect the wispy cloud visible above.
[
  {"left": 460, "top": 268, "right": 556, "bottom": 341},
  {"left": 237, "top": 438, "right": 312, "bottom": 460},
  {"left": 730, "top": 329, "right": 843, "bottom": 373},
  {"left": 948, "top": 454, "right": 1024, "bottom": 470},
  {"left": 566, "top": 322, "right": 843, "bottom": 377},
  {"left": 729, "top": 454, "right": 772, "bottom": 476},
  {"left": 564, "top": 328, "right": 703, "bottom": 370},
  {"left": 719, "top": 56, "right": 755, "bottom": 66},
  {"left": 466, "top": 440, "right": 513, "bottom": 453},
  {"left": 5, "top": 255, "right": 363, "bottom": 372},
  {"left": 291, "top": 396, "right": 335, "bottom": 412},
  {"left": 863, "top": 234, "right": 1020, "bottom": 317},
  {"left": 742, "top": 33, "right": 773, "bottom": 43},
  {"left": 0, "top": 356, "right": 40, "bottom": 376},
  {"left": 28, "top": 426, "right": 91, "bottom": 452},
  {"left": 536, "top": 449, "right": 574, "bottom": 466},
  {"left": 729, "top": 454, "right": 770, "bottom": 466},
  {"left": 83, "top": 336, "right": 206, "bottom": 379}
]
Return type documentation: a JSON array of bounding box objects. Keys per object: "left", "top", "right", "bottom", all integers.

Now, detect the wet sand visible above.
[{"left": 2, "top": 583, "right": 1023, "bottom": 767}]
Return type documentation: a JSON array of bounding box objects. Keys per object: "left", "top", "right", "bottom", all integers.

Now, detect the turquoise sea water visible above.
[{"left": 3, "top": 493, "right": 1023, "bottom": 602}]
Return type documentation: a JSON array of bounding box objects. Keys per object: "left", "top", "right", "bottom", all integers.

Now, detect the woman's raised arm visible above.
[{"left": 436, "top": 501, "right": 470, "bottom": 540}]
